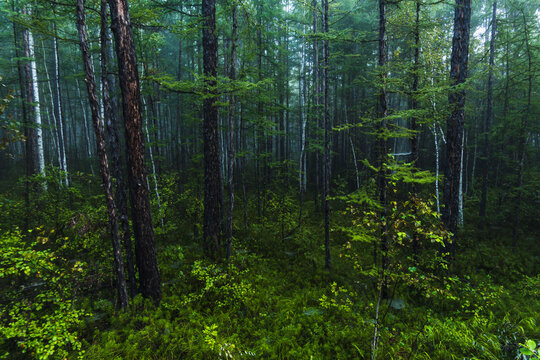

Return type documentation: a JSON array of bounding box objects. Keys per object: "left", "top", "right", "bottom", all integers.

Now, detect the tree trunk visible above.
[
  {"left": 479, "top": 1, "right": 497, "bottom": 224},
  {"left": 202, "top": 0, "right": 221, "bottom": 258},
  {"left": 52, "top": 26, "right": 69, "bottom": 187},
  {"left": 226, "top": 3, "right": 237, "bottom": 261},
  {"left": 76, "top": 0, "right": 129, "bottom": 309},
  {"left": 322, "top": 0, "right": 331, "bottom": 271},
  {"left": 24, "top": 8, "right": 45, "bottom": 181},
  {"left": 108, "top": 0, "right": 161, "bottom": 303},
  {"left": 12, "top": 6, "right": 31, "bottom": 227},
  {"left": 512, "top": 11, "right": 532, "bottom": 247},
  {"left": 100, "top": 0, "right": 136, "bottom": 297},
  {"left": 376, "top": 0, "right": 389, "bottom": 296},
  {"left": 442, "top": 0, "right": 472, "bottom": 241}
]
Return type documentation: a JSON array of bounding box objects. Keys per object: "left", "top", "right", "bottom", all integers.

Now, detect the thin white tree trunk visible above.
[
  {"left": 27, "top": 23, "right": 45, "bottom": 178},
  {"left": 41, "top": 41, "right": 62, "bottom": 173},
  {"left": 140, "top": 72, "right": 164, "bottom": 230},
  {"left": 298, "top": 43, "right": 307, "bottom": 193},
  {"left": 76, "top": 79, "right": 93, "bottom": 159},
  {"left": 53, "top": 35, "right": 69, "bottom": 186},
  {"left": 433, "top": 126, "right": 440, "bottom": 214}
]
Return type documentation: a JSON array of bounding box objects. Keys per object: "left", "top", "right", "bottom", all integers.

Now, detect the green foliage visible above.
[{"left": 0, "top": 229, "right": 89, "bottom": 359}]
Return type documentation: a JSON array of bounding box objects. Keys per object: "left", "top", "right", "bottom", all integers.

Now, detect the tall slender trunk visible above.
[
  {"left": 202, "top": 0, "right": 221, "bottom": 258},
  {"left": 410, "top": 0, "right": 421, "bottom": 256},
  {"left": 442, "top": 0, "right": 472, "bottom": 241},
  {"left": 376, "top": 0, "right": 389, "bottom": 296},
  {"left": 52, "top": 25, "right": 69, "bottom": 187},
  {"left": 76, "top": 0, "right": 128, "bottom": 309},
  {"left": 322, "top": 0, "right": 331, "bottom": 271},
  {"left": 479, "top": 1, "right": 497, "bottom": 223},
  {"left": 226, "top": 3, "right": 237, "bottom": 261},
  {"left": 108, "top": 0, "right": 161, "bottom": 303},
  {"left": 100, "top": 0, "right": 136, "bottom": 297},
  {"left": 76, "top": 79, "right": 94, "bottom": 173},
  {"left": 12, "top": 8, "right": 31, "bottom": 226},
  {"left": 312, "top": 0, "right": 320, "bottom": 210},
  {"left": 513, "top": 11, "right": 532, "bottom": 247},
  {"left": 40, "top": 41, "right": 62, "bottom": 178},
  {"left": 25, "top": 8, "right": 45, "bottom": 181}
]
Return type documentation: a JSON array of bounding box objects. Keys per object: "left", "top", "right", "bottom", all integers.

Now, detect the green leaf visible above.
[{"left": 526, "top": 339, "right": 537, "bottom": 351}]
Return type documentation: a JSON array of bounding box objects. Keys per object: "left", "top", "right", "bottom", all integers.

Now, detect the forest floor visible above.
[{"left": 0, "top": 173, "right": 539, "bottom": 359}]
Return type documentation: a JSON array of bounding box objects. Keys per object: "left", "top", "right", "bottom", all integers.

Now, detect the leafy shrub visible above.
[{"left": 0, "top": 229, "right": 89, "bottom": 359}]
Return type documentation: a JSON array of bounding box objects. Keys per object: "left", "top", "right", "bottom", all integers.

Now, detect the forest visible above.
[{"left": 0, "top": 0, "right": 539, "bottom": 358}]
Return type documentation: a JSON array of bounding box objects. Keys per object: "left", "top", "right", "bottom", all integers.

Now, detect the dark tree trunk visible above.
[
  {"left": 76, "top": 0, "right": 129, "bottom": 309},
  {"left": 202, "top": 0, "right": 221, "bottom": 258},
  {"left": 226, "top": 3, "right": 237, "bottom": 261},
  {"left": 479, "top": 0, "right": 497, "bottom": 225},
  {"left": 322, "top": 0, "right": 331, "bottom": 271},
  {"left": 12, "top": 6, "right": 31, "bottom": 229},
  {"left": 512, "top": 12, "right": 532, "bottom": 247},
  {"left": 410, "top": 0, "right": 421, "bottom": 256},
  {"left": 100, "top": 0, "right": 136, "bottom": 297},
  {"left": 108, "top": 0, "right": 161, "bottom": 303},
  {"left": 442, "top": 0, "right": 472, "bottom": 240},
  {"left": 377, "top": 0, "right": 389, "bottom": 297}
]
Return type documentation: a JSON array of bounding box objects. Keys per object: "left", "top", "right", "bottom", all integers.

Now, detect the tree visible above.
[
  {"left": 479, "top": 0, "right": 497, "bottom": 226},
  {"left": 76, "top": 0, "right": 128, "bottom": 309},
  {"left": 442, "top": 0, "right": 472, "bottom": 240},
  {"left": 202, "top": 0, "right": 221, "bottom": 258},
  {"left": 226, "top": 1, "right": 237, "bottom": 261},
  {"left": 100, "top": 0, "right": 136, "bottom": 296},
  {"left": 108, "top": 0, "right": 161, "bottom": 302},
  {"left": 322, "top": 0, "right": 331, "bottom": 271}
]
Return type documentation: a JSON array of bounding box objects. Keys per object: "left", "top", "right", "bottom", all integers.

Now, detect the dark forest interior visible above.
[{"left": 0, "top": 0, "right": 539, "bottom": 358}]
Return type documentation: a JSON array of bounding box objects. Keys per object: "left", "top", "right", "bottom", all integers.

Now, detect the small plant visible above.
[{"left": 520, "top": 340, "right": 540, "bottom": 359}]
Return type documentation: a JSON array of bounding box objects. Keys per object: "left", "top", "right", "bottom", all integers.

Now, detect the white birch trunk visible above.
[
  {"left": 433, "top": 126, "right": 440, "bottom": 214},
  {"left": 53, "top": 36, "right": 69, "bottom": 186},
  {"left": 27, "top": 25, "right": 46, "bottom": 178},
  {"left": 298, "top": 43, "right": 307, "bottom": 193}
]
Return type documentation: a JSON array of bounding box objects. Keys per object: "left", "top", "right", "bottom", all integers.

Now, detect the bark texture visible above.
[
  {"left": 202, "top": 0, "right": 222, "bottom": 258},
  {"left": 100, "top": 0, "right": 137, "bottom": 297},
  {"left": 76, "top": 0, "right": 129, "bottom": 309},
  {"left": 442, "top": 0, "right": 472, "bottom": 238},
  {"left": 108, "top": 0, "right": 161, "bottom": 302}
]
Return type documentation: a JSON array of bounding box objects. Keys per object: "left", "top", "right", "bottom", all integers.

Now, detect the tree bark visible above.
[
  {"left": 100, "top": 0, "right": 136, "bottom": 297},
  {"left": 24, "top": 7, "right": 45, "bottom": 181},
  {"left": 512, "top": 11, "right": 532, "bottom": 247},
  {"left": 108, "top": 0, "right": 161, "bottom": 302},
  {"left": 202, "top": 0, "right": 221, "bottom": 258},
  {"left": 442, "top": 0, "right": 472, "bottom": 240},
  {"left": 76, "top": 0, "right": 129, "bottom": 309},
  {"left": 226, "top": 3, "right": 237, "bottom": 261},
  {"left": 376, "top": 0, "right": 389, "bottom": 296},
  {"left": 479, "top": 0, "right": 497, "bottom": 224},
  {"left": 322, "top": 0, "right": 331, "bottom": 271}
]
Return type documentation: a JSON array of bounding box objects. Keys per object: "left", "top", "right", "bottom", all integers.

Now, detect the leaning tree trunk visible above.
[
  {"left": 52, "top": 24, "right": 69, "bottom": 187},
  {"left": 76, "top": 0, "right": 129, "bottom": 309},
  {"left": 100, "top": 0, "right": 137, "bottom": 297},
  {"left": 108, "top": 0, "right": 161, "bottom": 303},
  {"left": 442, "top": 0, "right": 472, "bottom": 243},
  {"left": 202, "top": 0, "right": 222, "bottom": 258}
]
